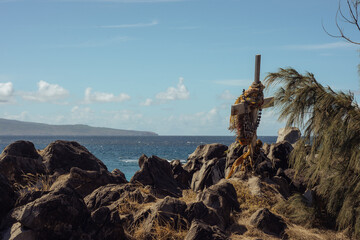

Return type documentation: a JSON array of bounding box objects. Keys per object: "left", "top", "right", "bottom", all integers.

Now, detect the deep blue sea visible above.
[{"left": 0, "top": 136, "right": 277, "bottom": 180}]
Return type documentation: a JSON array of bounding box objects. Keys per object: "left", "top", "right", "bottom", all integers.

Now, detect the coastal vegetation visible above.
[{"left": 265, "top": 68, "right": 360, "bottom": 237}]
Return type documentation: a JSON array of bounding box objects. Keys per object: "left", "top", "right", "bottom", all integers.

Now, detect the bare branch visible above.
[{"left": 324, "top": 0, "right": 360, "bottom": 45}]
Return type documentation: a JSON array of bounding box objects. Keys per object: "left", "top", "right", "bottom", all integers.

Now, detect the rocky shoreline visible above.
[{"left": 0, "top": 129, "right": 345, "bottom": 239}]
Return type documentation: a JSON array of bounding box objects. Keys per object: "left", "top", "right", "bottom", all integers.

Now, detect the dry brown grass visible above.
[
  {"left": 228, "top": 178, "right": 280, "bottom": 217},
  {"left": 129, "top": 212, "right": 189, "bottom": 240},
  {"left": 13, "top": 172, "right": 52, "bottom": 195},
  {"left": 179, "top": 189, "right": 197, "bottom": 204}
]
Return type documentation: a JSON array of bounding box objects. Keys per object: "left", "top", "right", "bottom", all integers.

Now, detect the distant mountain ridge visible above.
[{"left": 0, "top": 118, "right": 158, "bottom": 136}]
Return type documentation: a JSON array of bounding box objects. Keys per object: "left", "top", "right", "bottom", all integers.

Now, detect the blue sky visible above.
[{"left": 0, "top": 0, "right": 359, "bottom": 135}]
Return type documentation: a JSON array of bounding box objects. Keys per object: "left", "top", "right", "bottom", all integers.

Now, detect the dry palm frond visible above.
[{"left": 265, "top": 68, "right": 360, "bottom": 237}]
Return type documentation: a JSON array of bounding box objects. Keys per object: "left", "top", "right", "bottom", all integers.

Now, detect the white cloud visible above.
[
  {"left": 84, "top": 87, "right": 131, "bottom": 103},
  {"left": 140, "top": 98, "right": 153, "bottom": 106},
  {"left": 22, "top": 80, "right": 69, "bottom": 103},
  {"left": 283, "top": 41, "right": 355, "bottom": 50},
  {"left": 214, "top": 79, "right": 250, "bottom": 87},
  {"left": 156, "top": 77, "right": 189, "bottom": 101},
  {"left": 0, "top": 82, "right": 14, "bottom": 102},
  {"left": 219, "top": 90, "right": 236, "bottom": 100},
  {"left": 100, "top": 20, "right": 158, "bottom": 29}
]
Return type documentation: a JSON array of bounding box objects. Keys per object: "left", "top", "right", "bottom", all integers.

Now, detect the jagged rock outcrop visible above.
[
  {"left": 224, "top": 142, "right": 245, "bottom": 177},
  {"left": 0, "top": 174, "right": 17, "bottom": 226},
  {"left": 276, "top": 127, "right": 301, "bottom": 145},
  {"left": 171, "top": 160, "right": 191, "bottom": 189},
  {"left": 130, "top": 155, "right": 182, "bottom": 198},
  {"left": 185, "top": 220, "right": 228, "bottom": 240},
  {"left": 50, "top": 167, "right": 127, "bottom": 197},
  {"left": 0, "top": 141, "right": 45, "bottom": 184},
  {"left": 183, "top": 144, "right": 228, "bottom": 175},
  {"left": 267, "top": 141, "right": 293, "bottom": 171},
  {"left": 4, "top": 186, "right": 89, "bottom": 240},
  {"left": 84, "top": 183, "right": 156, "bottom": 212},
  {"left": 185, "top": 202, "right": 222, "bottom": 228},
  {"left": 191, "top": 158, "right": 226, "bottom": 192},
  {"left": 197, "top": 179, "right": 239, "bottom": 228},
  {"left": 250, "top": 208, "right": 287, "bottom": 237},
  {"left": 41, "top": 140, "right": 107, "bottom": 175}
]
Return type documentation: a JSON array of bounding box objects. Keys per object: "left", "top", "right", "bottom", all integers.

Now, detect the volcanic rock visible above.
[
  {"left": 191, "top": 158, "right": 226, "bottom": 192},
  {"left": 249, "top": 208, "right": 287, "bottom": 237},
  {"left": 50, "top": 167, "right": 127, "bottom": 197},
  {"left": 183, "top": 144, "right": 228, "bottom": 175},
  {"left": 184, "top": 220, "right": 228, "bottom": 240},
  {"left": 0, "top": 141, "right": 45, "bottom": 184},
  {"left": 41, "top": 140, "right": 107, "bottom": 175},
  {"left": 276, "top": 127, "right": 301, "bottom": 145},
  {"left": 130, "top": 155, "right": 182, "bottom": 198},
  {"left": 197, "top": 179, "right": 239, "bottom": 227}
]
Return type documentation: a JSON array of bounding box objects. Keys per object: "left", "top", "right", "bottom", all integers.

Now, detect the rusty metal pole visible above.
[{"left": 254, "top": 54, "right": 261, "bottom": 84}]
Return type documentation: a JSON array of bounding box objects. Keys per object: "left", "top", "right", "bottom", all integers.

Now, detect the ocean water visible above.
[{"left": 0, "top": 136, "right": 277, "bottom": 180}]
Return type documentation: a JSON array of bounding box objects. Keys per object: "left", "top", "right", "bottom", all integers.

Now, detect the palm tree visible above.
[{"left": 264, "top": 68, "right": 360, "bottom": 237}]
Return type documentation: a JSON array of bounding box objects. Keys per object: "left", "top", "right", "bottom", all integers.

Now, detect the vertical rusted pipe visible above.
[{"left": 254, "top": 54, "right": 261, "bottom": 84}]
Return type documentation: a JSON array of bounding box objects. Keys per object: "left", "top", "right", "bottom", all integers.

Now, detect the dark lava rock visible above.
[
  {"left": 84, "top": 183, "right": 156, "bottom": 212},
  {"left": 184, "top": 144, "right": 228, "bottom": 175},
  {"left": 284, "top": 169, "right": 307, "bottom": 194},
  {"left": 249, "top": 208, "right": 287, "bottom": 237},
  {"left": 0, "top": 173, "right": 17, "bottom": 225},
  {"left": 267, "top": 141, "right": 293, "bottom": 170},
  {"left": 171, "top": 160, "right": 192, "bottom": 189},
  {"left": 50, "top": 167, "right": 127, "bottom": 197},
  {"left": 271, "top": 176, "right": 290, "bottom": 199},
  {"left": 88, "top": 206, "right": 130, "bottom": 240},
  {"left": 191, "top": 158, "right": 226, "bottom": 192},
  {"left": 16, "top": 186, "right": 90, "bottom": 240},
  {"left": 130, "top": 155, "right": 181, "bottom": 198},
  {"left": 15, "top": 191, "right": 48, "bottom": 208},
  {"left": 41, "top": 140, "right": 107, "bottom": 175},
  {"left": 184, "top": 220, "right": 228, "bottom": 240},
  {"left": 197, "top": 179, "right": 239, "bottom": 227},
  {"left": 276, "top": 127, "right": 301, "bottom": 145},
  {"left": 225, "top": 142, "right": 245, "bottom": 177},
  {"left": 185, "top": 202, "right": 222, "bottom": 229},
  {"left": 0, "top": 141, "right": 45, "bottom": 184}
]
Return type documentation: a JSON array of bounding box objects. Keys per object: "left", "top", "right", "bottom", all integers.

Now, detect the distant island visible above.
[{"left": 0, "top": 118, "right": 158, "bottom": 136}]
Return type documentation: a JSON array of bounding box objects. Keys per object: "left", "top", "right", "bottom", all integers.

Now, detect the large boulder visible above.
[
  {"left": 184, "top": 144, "right": 228, "bottom": 175},
  {"left": 87, "top": 206, "right": 130, "bottom": 240},
  {"left": 276, "top": 127, "right": 301, "bottom": 145},
  {"left": 197, "top": 179, "right": 239, "bottom": 228},
  {"left": 283, "top": 169, "right": 307, "bottom": 194},
  {"left": 84, "top": 183, "right": 156, "bottom": 213},
  {"left": 41, "top": 140, "right": 107, "bottom": 175},
  {"left": 0, "top": 141, "right": 45, "bottom": 184},
  {"left": 49, "top": 167, "right": 127, "bottom": 197},
  {"left": 185, "top": 220, "right": 228, "bottom": 240},
  {"left": 191, "top": 158, "right": 226, "bottom": 192},
  {"left": 267, "top": 141, "right": 293, "bottom": 170},
  {"left": 249, "top": 208, "right": 287, "bottom": 237},
  {"left": 0, "top": 173, "right": 17, "bottom": 225},
  {"left": 224, "top": 142, "right": 245, "bottom": 177},
  {"left": 130, "top": 155, "right": 181, "bottom": 198},
  {"left": 170, "top": 160, "right": 191, "bottom": 189},
  {"left": 185, "top": 202, "right": 222, "bottom": 229},
  {"left": 14, "top": 186, "right": 89, "bottom": 239}
]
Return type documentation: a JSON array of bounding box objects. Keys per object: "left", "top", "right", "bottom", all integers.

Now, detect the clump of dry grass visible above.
[
  {"left": 131, "top": 213, "right": 189, "bottom": 240},
  {"left": 179, "top": 189, "right": 197, "bottom": 204},
  {"left": 273, "top": 194, "right": 316, "bottom": 228},
  {"left": 13, "top": 172, "right": 52, "bottom": 195},
  {"left": 229, "top": 179, "right": 278, "bottom": 216}
]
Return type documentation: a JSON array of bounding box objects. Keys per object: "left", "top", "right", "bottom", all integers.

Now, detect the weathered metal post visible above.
[{"left": 254, "top": 54, "right": 261, "bottom": 84}]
